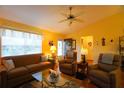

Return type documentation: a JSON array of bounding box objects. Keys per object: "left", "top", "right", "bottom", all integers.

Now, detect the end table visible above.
[{"left": 76, "top": 62, "right": 88, "bottom": 79}]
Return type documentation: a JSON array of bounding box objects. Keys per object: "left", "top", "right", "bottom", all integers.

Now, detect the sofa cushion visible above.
[
  {"left": 2, "top": 59, "right": 15, "bottom": 71},
  {"left": 26, "top": 62, "right": 52, "bottom": 73},
  {"left": 98, "top": 63, "right": 117, "bottom": 72},
  {"left": 89, "top": 69, "right": 110, "bottom": 83},
  {"left": 2, "top": 54, "right": 41, "bottom": 68},
  {"left": 7, "top": 67, "right": 29, "bottom": 79}
]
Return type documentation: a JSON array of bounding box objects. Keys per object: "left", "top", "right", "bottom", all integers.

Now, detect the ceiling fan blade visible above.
[
  {"left": 69, "top": 20, "right": 73, "bottom": 26},
  {"left": 59, "top": 19, "right": 68, "bottom": 23},
  {"left": 73, "top": 18, "right": 84, "bottom": 23},
  {"left": 61, "top": 13, "right": 68, "bottom": 17},
  {"left": 75, "top": 12, "right": 84, "bottom": 17}
]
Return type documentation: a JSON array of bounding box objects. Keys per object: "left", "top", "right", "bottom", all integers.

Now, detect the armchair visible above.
[
  {"left": 88, "top": 53, "right": 122, "bottom": 88},
  {"left": 59, "top": 50, "right": 77, "bottom": 75}
]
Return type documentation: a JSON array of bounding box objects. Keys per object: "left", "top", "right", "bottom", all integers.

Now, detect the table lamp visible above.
[
  {"left": 50, "top": 45, "right": 56, "bottom": 53},
  {"left": 81, "top": 48, "right": 88, "bottom": 63}
]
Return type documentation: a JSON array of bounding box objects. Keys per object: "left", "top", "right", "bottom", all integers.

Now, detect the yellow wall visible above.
[
  {"left": 0, "top": 18, "right": 65, "bottom": 55},
  {"left": 66, "top": 13, "right": 124, "bottom": 63},
  {"left": 0, "top": 12, "right": 124, "bottom": 64}
]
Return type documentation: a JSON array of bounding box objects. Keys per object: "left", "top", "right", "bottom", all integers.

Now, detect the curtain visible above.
[{"left": 1, "top": 28, "right": 42, "bottom": 57}]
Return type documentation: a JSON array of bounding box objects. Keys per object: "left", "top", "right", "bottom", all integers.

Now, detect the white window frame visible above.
[{"left": 0, "top": 28, "right": 42, "bottom": 57}]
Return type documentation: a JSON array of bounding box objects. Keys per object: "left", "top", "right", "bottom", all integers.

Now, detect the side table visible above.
[
  {"left": 77, "top": 62, "right": 88, "bottom": 74},
  {"left": 75, "top": 62, "right": 88, "bottom": 79}
]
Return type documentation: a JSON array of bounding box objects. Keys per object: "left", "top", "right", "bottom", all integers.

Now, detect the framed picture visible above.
[
  {"left": 49, "top": 41, "right": 53, "bottom": 46},
  {"left": 88, "top": 42, "right": 92, "bottom": 47}
]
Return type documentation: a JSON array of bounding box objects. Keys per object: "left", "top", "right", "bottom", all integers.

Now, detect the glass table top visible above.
[{"left": 32, "top": 70, "right": 80, "bottom": 88}]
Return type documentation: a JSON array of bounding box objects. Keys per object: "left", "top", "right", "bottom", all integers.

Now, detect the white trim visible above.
[{"left": 0, "top": 28, "right": 42, "bottom": 57}]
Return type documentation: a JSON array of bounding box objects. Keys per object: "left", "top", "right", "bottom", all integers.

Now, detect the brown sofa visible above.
[
  {"left": 59, "top": 50, "right": 77, "bottom": 75},
  {"left": 0, "top": 54, "right": 54, "bottom": 88},
  {"left": 88, "top": 53, "right": 122, "bottom": 88}
]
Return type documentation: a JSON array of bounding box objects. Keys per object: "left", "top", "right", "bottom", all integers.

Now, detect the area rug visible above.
[
  {"left": 19, "top": 70, "right": 82, "bottom": 88},
  {"left": 20, "top": 79, "right": 81, "bottom": 88}
]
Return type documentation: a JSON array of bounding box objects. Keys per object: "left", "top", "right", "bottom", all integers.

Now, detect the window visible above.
[
  {"left": 1, "top": 28, "right": 42, "bottom": 57},
  {"left": 57, "top": 40, "right": 63, "bottom": 56}
]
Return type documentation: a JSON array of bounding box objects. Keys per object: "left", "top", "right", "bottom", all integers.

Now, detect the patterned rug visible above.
[{"left": 20, "top": 79, "right": 81, "bottom": 88}]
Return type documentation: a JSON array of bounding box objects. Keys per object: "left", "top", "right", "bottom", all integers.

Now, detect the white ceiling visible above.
[{"left": 0, "top": 5, "right": 123, "bottom": 34}]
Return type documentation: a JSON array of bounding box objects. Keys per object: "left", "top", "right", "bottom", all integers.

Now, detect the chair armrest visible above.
[
  {"left": 109, "top": 68, "right": 122, "bottom": 88},
  {"left": 58, "top": 59, "right": 66, "bottom": 64},
  {"left": 0, "top": 65, "right": 7, "bottom": 88},
  {"left": 88, "top": 64, "right": 98, "bottom": 70},
  {"left": 0, "top": 65, "right": 7, "bottom": 74},
  {"left": 71, "top": 61, "right": 77, "bottom": 74},
  {"left": 72, "top": 61, "right": 78, "bottom": 64},
  {"left": 72, "top": 61, "right": 77, "bottom": 68}
]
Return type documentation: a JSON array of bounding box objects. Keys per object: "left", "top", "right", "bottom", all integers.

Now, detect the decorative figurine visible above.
[{"left": 102, "top": 38, "right": 106, "bottom": 46}]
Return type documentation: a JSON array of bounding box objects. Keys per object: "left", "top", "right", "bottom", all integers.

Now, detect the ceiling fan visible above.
[{"left": 59, "top": 7, "right": 84, "bottom": 26}]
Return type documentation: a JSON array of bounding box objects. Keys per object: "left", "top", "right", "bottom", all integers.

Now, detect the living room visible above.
[{"left": 0, "top": 4, "right": 124, "bottom": 89}]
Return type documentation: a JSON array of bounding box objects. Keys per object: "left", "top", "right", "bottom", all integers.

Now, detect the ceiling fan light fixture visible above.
[{"left": 59, "top": 6, "right": 84, "bottom": 26}]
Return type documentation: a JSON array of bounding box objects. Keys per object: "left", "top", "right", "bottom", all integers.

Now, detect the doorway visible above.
[{"left": 81, "top": 36, "right": 93, "bottom": 63}]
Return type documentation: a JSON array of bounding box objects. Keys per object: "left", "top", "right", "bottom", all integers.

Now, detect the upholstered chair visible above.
[
  {"left": 59, "top": 50, "right": 77, "bottom": 75},
  {"left": 88, "top": 53, "right": 122, "bottom": 88}
]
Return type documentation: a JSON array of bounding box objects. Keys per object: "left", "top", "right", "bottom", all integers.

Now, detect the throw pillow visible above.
[
  {"left": 2, "top": 59, "right": 15, "bottom": 71},
  {"left": 101, "top": 54, "right": 114, "bottom": 64},
  {"left": 41, "top": 55, "right": 47, "bottom": 62}
]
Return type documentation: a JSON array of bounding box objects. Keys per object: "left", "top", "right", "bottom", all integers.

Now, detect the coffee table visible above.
[{"left": 32, "top": 70, "right": 80, "bottom": 88}]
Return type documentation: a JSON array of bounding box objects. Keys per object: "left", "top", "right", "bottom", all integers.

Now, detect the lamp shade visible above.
[
  {"left": 81, "top": 48, "right": 88, "bottom": 55},
  {"left": 50, "top": 45, "right": 56, "bottom": 53}
]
